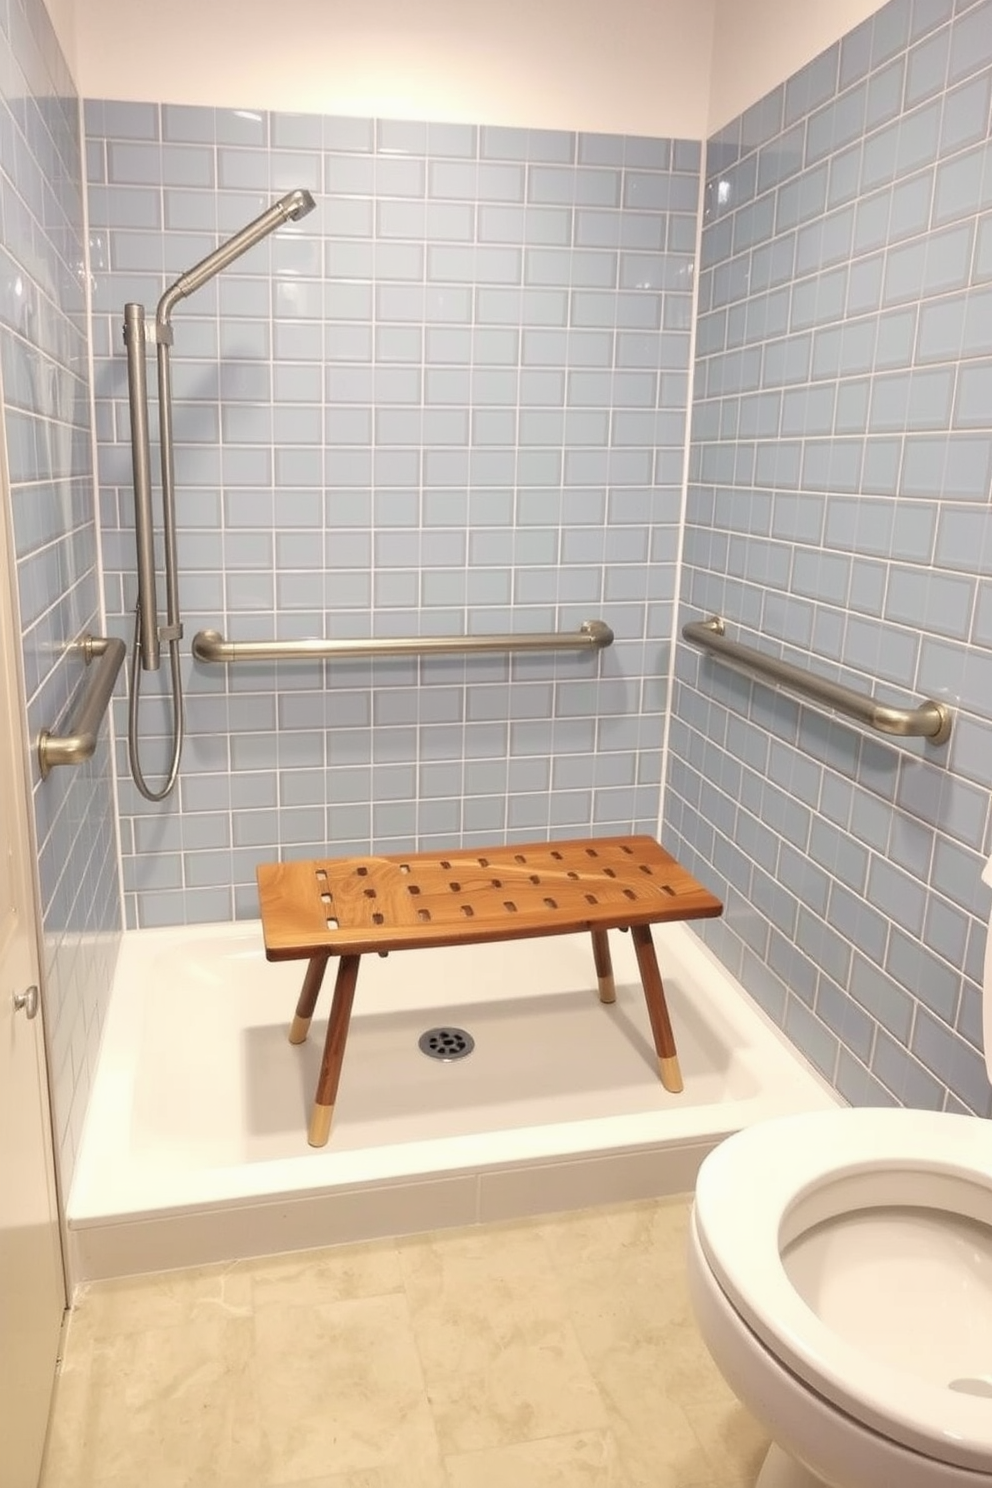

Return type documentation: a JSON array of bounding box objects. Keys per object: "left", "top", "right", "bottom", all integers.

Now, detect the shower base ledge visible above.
[{"left": 66, "top": 918, "right": 837, "bottom": 1283}]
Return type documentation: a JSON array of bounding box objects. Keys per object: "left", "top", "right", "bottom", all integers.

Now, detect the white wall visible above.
[
  {"left": 46, "top": 0, "right": 892, "bottom": 142},
  {"left": 41, "top": 0, "right": 75, "bottom": 78},
  {"left": 66, "top": 0, "right": 717, "bottom": 138},
  {"left": 47, "top": 0, "right": 892, "bottom": 140},
  {"left": 708, "top": 0, "right": 885, "bottom": 133}
]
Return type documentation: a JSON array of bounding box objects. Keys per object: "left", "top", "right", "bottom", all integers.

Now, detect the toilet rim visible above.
[{"left": 692, "top": 1107, "right": 992, "bottom": 1474}]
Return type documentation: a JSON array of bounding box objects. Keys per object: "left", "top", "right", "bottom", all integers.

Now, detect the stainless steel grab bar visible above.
[
  {"left": 682, "top": 616, "right": 952, "bottom": 745},
  {"left": 192, "top": 620, "right": 613, "bottom": 663},
  {"left": 37, "top": 636, "right": 127, "bottom": 777}
]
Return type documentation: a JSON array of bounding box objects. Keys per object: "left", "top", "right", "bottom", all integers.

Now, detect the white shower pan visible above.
[{"left": 66, "top": 918, "right": 837, "bottom": 1281}]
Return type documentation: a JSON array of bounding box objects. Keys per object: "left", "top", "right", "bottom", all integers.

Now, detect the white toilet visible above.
[{"left": 688, "top": 1106, "right": 992, "bottom": 1488}]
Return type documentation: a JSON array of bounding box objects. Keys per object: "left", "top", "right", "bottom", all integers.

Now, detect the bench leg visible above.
[
  {"left": 289, "top": 954, "right": 330, "bottom": 1044},
  {"left": 590, "top": 929, "right": 616, "bottom": 1003},
  {"left": 630, "top": 924, "right": 683, "bottom": 1093},
  {"left": 309, "top": 954, "right": 361, "bottom": 1147}
]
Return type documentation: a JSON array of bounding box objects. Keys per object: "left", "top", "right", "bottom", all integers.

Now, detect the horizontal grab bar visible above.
[
  {"left": 682, "top": 616, "right": 952, "bottom": 746},
  {"left": 192, "top": 620, "right": 614, "bottom": 663},
  {"left": 38, "top": 636, "right": 127, "bottom": 777}
]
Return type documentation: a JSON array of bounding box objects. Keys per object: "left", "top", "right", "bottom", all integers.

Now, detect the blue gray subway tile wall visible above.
[
  {"left": 0, "top": 0, "right": 121, "bottom": 1190},
  {"left": 3, "top": 0, "right": 992, "bottom": 1196},
  {"left": 669, "top": 0, "right": 992, "bottom": 1116},
  {"left": 86, "top": 102, "right": 699, "bottom": 928}
]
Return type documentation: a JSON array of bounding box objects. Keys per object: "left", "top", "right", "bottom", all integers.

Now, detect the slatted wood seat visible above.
[{"left": 256, "top": 835, "right": 722, "bottom": 1146}]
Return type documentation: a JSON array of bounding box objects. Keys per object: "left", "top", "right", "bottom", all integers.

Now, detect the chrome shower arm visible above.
[
  {"left": 149, "top": 188, "right": 316, "bottom": 658},
  {"left": 156, "top": 188, "right": 315, "bottom": 327}
]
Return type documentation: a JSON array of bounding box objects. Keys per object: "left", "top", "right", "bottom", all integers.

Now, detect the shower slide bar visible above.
[
  {"left": 123, "top": 187, "right": 317, "bottom": 801},
  {"left": 37, "top": 636, "right": 127, "bottom": 777},
  {"left": 682, "top": 616, "right": 952, "bottom": 746},
  {"left": 192, "top": 619, "right": 614, "bottom": 663}
]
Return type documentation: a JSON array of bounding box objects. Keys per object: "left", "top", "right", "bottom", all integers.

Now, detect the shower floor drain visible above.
[{"left": 418, "top": 1026, "right": 475, "bottom": 1061}]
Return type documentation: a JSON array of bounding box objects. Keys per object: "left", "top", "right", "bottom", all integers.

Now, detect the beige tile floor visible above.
[{"left": 41, "top": 1195, "right": 768, "bottom": 1488}]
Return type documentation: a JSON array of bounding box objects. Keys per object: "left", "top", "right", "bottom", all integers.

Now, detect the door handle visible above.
[{"left": 12, "top": 985, "right": 39, "bottom": 1019}]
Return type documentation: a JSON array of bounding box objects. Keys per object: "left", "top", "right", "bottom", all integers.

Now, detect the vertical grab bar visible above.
[{"left": 123, "top": 302, "right": 160, "bottom": 671}]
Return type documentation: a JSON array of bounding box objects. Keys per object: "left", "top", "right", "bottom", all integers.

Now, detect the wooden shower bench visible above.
[{"left": 256, "top": 835, "right": 722, "bottom": 1146}]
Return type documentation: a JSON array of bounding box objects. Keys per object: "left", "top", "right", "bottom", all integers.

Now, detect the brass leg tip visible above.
[
  {"left": 659, "top": 1055, "right": 683, "bottom": 1094},
  {"left": 308, "top": 1103, "right": 334, "bottom": 1146},
  {"left": 598, "top": 974, "right": 617, "bottom": 1004},
  {"left": 289, "top": 1014, "right": 311, "bottom": 1044}
]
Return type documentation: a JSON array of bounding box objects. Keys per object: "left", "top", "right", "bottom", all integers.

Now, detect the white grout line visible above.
[{"left": 657, "top": 144, "right": 707, "bottom": 845}]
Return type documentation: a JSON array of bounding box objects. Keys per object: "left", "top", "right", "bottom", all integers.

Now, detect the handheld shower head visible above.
[{"left": 157, "top": 186, "right": 317, "bottom": 324}]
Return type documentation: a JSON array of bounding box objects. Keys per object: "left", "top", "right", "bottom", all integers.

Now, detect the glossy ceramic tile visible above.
[
  {"left": 0, "top": 0, "right": 123, "bottom": 1203},
  {"left": 672, "top": 0, "right": 992, "bottom": 1118},
  {"left": 85, "top": 102, "right": 699, "bottom": 929}
]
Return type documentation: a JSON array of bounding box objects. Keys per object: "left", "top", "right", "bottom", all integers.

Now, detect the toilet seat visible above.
[{"left": 693, "top": 1108, "right": 992, "bottom": 1473}]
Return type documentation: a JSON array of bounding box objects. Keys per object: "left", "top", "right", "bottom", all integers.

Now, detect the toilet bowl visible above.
[{"left": 687, "top": 1107, "right": 992, "bottom": 1488}]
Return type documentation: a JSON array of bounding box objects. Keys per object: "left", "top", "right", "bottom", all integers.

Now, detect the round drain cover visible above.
[{"left": 418, "top": 1026, "right": 475, "bottom": 1061}]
